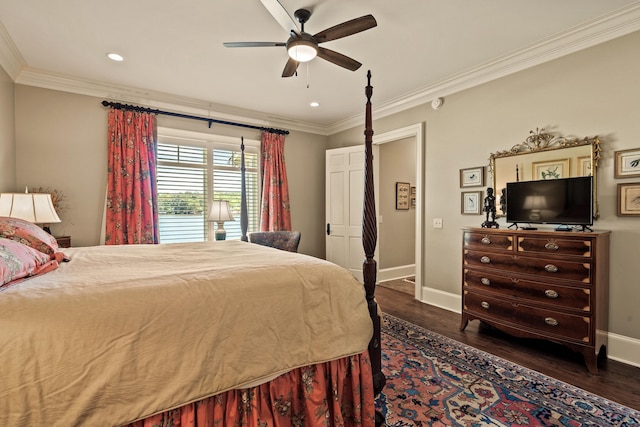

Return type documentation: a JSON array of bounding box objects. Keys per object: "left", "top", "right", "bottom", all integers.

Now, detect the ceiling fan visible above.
[{"left": 223, "top": 0, "right": 377, "bottom": 77}]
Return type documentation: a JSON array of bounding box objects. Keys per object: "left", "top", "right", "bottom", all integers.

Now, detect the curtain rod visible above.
[{"left": 100, "top": 100, "right": 289, "bottom": 135}]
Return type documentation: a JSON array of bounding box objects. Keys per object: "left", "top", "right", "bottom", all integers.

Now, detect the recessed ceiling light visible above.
[
  {"left": 310, "top": 101, "right": 320, "bottom": 107},
  {"left": 107, "top": 52, "right": 124, "bottom": 62}
]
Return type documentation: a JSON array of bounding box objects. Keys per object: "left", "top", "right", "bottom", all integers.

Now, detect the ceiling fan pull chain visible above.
[{"left": 307, "top": 63, "right": 310, "bottom": 88}]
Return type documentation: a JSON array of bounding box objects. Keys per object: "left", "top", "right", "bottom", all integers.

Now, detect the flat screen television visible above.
[{"left": 506, "top": 176, "right": 593, "bottom": 229}]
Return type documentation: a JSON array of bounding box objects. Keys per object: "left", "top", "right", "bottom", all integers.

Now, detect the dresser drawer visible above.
[
  {"left": 463, "top": 269, "right": 591, "bottom": 312},
  {"left": 464, "top": 249, "right": 592, "bottom": 284},
  {"left": 463, "top": 231, "right": 513, "bottom": 252},
  {"left": 518, "top": 236, "right": 593, "bottom": 259},
  {"left": 463, "top": 291, "right": 591, "bottom": 344}
]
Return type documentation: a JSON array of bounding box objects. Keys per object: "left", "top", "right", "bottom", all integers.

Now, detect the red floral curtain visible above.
[
  {"left": 260, "top": 132, "right": 291, "bottom": 231},
  {"left": 105, "top": 108, "right": 159, "bottom": 245}
]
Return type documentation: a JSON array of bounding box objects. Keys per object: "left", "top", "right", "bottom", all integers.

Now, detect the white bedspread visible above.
[{"left": 0, "top": 241, "right": 373, "bottom": 426}]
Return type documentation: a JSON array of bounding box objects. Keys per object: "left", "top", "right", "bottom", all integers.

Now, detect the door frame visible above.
[{"left": 373, "top": 123, "right": 424, "bottom": 301}]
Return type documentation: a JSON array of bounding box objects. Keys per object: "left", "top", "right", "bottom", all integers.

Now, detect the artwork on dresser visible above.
[
  {"left": 617, "top": 182, "right": 640, "bottom": 216},
  {"left": 532, "top": 158, "right": 570, "bottom": 180},
  {"left": 396, "top": 182, "right": 410, "bottom": 210},
  {"left": 614, "top": 148, "right": 640, "bottom": 178},
  {"left": 461, "top": 191, "right": 482, "bottom": 215},
  {"left": 460, "top": 167, "right": 484, "bottom": 188}
]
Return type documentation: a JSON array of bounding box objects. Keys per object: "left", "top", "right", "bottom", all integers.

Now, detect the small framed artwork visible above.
[
  {"left": 577, "top": 156, "right": 592, "bottom": 177},
  {"left": 532, "top": 158, "right": 570, "bottom": 180},
  {"left": 617, "top": 182, "right": 640, "bottom": 216},
  {"left": 614, "top": 148, "right": 640, "bottom": 178},
  {"left": 461, "top": 191, "right": 483, "bottom": 215},
  {"left": 460, "top": 167, "right": 484, "bottom": 188},
  {"left": 396, "top": 182, "right": 410, "bottom": 210}
]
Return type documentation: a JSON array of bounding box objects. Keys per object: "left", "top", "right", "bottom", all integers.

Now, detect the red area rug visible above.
[{"left": 377, "top": 314, "right": 639, "bottom": 426}]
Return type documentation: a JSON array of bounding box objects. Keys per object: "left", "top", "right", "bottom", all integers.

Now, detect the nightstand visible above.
[{"left": 55, "top": 236, "right": 71, "bottom": 248}]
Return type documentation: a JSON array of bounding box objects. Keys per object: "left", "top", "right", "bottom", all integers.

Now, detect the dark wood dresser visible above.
[{"left": 461, "top": 227, "right": 610, "bottom": 373}]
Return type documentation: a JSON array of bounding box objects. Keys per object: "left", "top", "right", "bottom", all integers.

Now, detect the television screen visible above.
[{"left": 506, "top": 176, "right": 593, "bottom": 226}]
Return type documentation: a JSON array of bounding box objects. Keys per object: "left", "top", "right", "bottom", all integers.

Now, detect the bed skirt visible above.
[{"left": 125, "top": 352, "right": 374, "bottom": 427}]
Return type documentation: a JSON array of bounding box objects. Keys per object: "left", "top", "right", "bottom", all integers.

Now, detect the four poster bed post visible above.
[
  {"left": 363, "top": 71, "right": 386, "bottom": 426},
  {"left": 239, "top": 71, "right": 386, "bottom": 425}
]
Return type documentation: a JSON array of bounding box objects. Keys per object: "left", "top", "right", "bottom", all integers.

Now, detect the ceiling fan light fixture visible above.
[{"left": 287, "top": 39, "right": 317, "bottom": 62}]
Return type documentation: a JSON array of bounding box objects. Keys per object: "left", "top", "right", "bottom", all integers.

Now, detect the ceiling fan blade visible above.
[
  {"left": 316, "top": 47, "right": 362, "bottom": 71},
  {"left": 282, "top": 58, "right": 299, "bottom": 77},
  {"left": 223, "top": 42, "right": 286, "bottom": 48},
  {"left": 313, "top": 15, "right": 377, "bottom": 43},
  {"left": 259, "top": 0, "right": 300, "bottom": 35}
]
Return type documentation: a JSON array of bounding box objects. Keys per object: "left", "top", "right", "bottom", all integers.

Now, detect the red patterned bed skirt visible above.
[{"left": 125, "top": 352, "right": 374, "bottom": 427}]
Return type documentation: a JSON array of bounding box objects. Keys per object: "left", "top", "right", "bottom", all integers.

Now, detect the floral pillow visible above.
[
  {"left": 0, "top": 216, "right": 67, "bottom": 262},
  {"left": 0, "top": 237, "right": 59, "bottom": 290}
]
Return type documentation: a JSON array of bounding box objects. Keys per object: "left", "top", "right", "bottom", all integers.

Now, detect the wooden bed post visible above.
[{"left": 363, "top": 70, "right": 386, "bottom": 426}]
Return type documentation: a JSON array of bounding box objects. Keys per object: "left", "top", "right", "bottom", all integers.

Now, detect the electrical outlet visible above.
[{"left": 433, "top": 218, "right": 443, "bottom": 229}]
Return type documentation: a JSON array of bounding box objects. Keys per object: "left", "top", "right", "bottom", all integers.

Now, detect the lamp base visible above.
[{"left": 215, "top": 222, "right": 227, "bottom": 241}]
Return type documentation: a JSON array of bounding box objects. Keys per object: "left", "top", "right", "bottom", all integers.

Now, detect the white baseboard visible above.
[
  {"left": 419, "top": 286, "right": 640, "bottom": 369},
  {"left": 377, "top": 265, "right": 415, "bottom": 283}
]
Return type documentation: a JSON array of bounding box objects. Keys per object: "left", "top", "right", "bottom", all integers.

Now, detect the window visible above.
[{"left": 156, "top": 129, "right": 259, "bottom": 243}]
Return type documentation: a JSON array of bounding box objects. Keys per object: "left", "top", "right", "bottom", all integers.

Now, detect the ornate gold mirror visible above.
[{"left": 490, "top": 128, "right": 602, "bottom": 219}]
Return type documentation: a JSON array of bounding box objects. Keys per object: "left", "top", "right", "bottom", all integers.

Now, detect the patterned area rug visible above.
[{"left": 377, "top": 314, "right": 640, "bottom": 426}]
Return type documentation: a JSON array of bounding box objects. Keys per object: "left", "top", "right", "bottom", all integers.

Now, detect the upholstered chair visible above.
[{"left": 248, "top": 231, "right": 301, "bottom": 252}]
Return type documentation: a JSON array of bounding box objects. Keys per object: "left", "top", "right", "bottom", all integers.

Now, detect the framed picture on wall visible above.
[
  {"left": 460, "top": 167, "right": 484, "bottom": 188},
  {"left": 461, "top": 191, "right": 483, "bottom": 215},
  {"left": 532, "top": 158, "right": 570, "bottom": 180},
  {"left": 614, "top": 148, "right": 640, "bottom": 178},
  {"left": 396, "top": 182, "right": 410, "bottom": 210},
  {"left": 617, "top": 182, "right": 640, "bottom": 216}
]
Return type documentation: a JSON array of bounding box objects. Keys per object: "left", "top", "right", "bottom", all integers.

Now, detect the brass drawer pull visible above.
[
  {"left": 544, "top": 264, "right": 558, "bottom": 273},
  {"left": 481, "top": 237, "right": 491, "bottom": 245},
  {"left": 545, "top": 242, "right": 560, "bottom": 251},
  {"left": 481, "top": 301, "right": 490, "bottom": 309},
  {"left": 545, "top": 317, "right": 559, "bottom": 326},
  {"left": 545, "top": 289, "right": 559, "bottom": 299},
  {"left": 480, "top": 278, "right": 491, "bottom": 286},
  {"left": 480, "top": 256, "right": 491, "bottom": 264}
]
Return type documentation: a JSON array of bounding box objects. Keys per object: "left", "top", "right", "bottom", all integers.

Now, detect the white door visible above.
[{"left": 326, "top": 146, "right": 367, "bottom": 281}]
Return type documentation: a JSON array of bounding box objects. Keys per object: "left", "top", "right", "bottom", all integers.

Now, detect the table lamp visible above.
[
  {"left": 208, "top": 200, "right": 234, "bottom": 240},
  {"left": 0, "top": 191, "right": 61, "bottom": 234}
]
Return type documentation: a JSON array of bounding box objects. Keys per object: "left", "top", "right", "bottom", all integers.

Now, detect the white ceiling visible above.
[{"left": 1, "top": 0, "right": 640, "bottom": 134}]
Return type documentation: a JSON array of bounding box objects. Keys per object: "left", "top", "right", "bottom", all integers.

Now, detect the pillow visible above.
[
  {"left": 0, "top": 216, "right": 67, "bottom": 262},
  {"left": 0, "top": 237, "right": 59, "bottom": 290}
]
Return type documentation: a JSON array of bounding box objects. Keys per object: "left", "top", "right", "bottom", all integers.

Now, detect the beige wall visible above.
[
  {"left": 379, "top": 137, "right": 416, "bottom": 269},
  {"left": 0, "top": 65, "right": 15, "bottom": 191},
  {"left": 14, "top": 86, "right": 328, "bottom": 257},
  {"left": 329, "top": 30, "right": 640, "bottom": 341}
]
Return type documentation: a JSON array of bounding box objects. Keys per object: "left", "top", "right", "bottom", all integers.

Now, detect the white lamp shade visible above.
[
  {"left": 0, "top": 193, "right": 61, "bottom": 223},
  {"left": 208, "top": 200, "right": 234, "bottom": 222}
]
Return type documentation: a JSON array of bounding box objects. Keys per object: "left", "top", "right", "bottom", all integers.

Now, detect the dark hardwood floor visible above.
[{"left": 375, "top": 285, "right": 640, "bottom": 411}]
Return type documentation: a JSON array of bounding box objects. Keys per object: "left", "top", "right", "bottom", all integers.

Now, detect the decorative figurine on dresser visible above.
[
  {"left": 460, "top": 227, "right": 610, "bottom": 373},
  {"left": 481, "top": 187, "right": 499, "bottom": 229}
]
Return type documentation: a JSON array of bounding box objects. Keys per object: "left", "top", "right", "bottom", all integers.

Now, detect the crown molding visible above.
[
  {"left": 326, "top": 2, "right": 640, "bottom": 134},
  {"left": 14, "top": 68, "right": 329, "bottom": 135},
  {"left": 3, "top": 3, "right": 640, "bottom": 136},
  {"left": 0, "top": 20, "right": 25, "bottom": 80}
]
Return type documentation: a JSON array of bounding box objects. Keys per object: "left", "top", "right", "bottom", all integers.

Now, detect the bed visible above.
[{"left": 0, "top": 73, "right": 384, "bottom": 426}]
